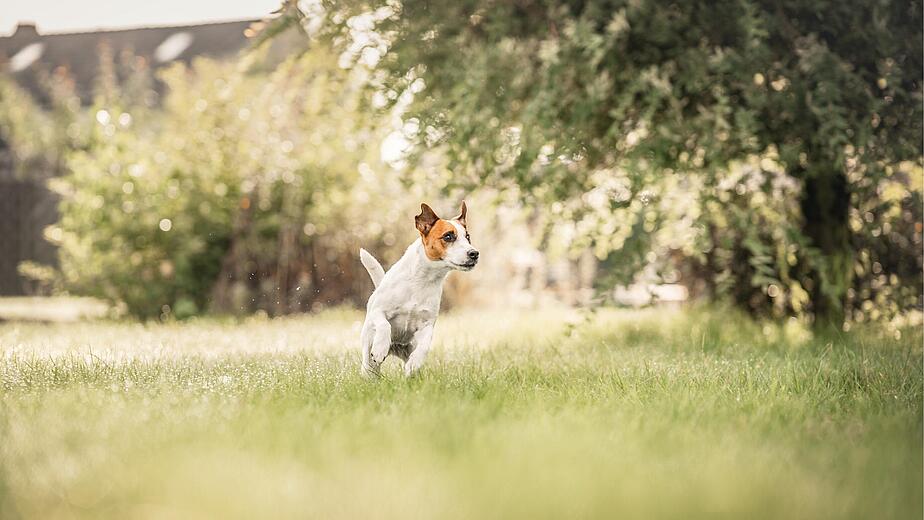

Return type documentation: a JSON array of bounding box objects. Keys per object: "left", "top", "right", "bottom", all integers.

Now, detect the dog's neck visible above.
[{"left": 404, "top": 237, "right": 452, "bottom": 285}]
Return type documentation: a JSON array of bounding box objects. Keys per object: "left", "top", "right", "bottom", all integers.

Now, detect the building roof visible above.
[{"left": 0, "top": 20, "right": 261, "bottom": 104}]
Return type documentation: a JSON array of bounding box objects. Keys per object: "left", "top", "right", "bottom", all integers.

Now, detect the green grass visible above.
[{"left": 1, "top": 307, "right": 921, "bottom": 519}]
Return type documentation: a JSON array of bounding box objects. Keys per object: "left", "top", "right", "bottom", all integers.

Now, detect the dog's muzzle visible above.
[{"left": 460, "top": 249, "right": 479, "bottom": 269}]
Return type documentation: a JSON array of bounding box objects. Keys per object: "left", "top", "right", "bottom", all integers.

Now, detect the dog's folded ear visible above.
[
  {"left": 455, "top": 201, "right": 467, "bottom": 226},
  {"left": 415, "top": 203, "right": 440, "bottom": 236}
]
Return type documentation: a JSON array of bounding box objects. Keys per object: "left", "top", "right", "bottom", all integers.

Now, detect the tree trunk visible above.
[{"left": 800, "top": 169, "right": 853, "bottom": 330}]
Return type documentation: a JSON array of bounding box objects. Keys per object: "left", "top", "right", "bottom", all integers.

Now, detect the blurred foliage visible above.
[
  {"left": 2, "top": 42, "right": 421, "bottom": 319},
  {"left": 304, "top": 0, "right": 923, "bottom": 327},
  {"left": 1, "top": 2, "right": 922, "bottom": 328}
]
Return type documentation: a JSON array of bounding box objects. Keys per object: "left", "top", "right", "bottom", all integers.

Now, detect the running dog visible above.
[{"left": 358, "top": 202, "right": 478, "bottom": 377}]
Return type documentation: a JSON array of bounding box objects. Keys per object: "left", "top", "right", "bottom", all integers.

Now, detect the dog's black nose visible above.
[{"left": 468, "top": 250, "right": 479, "bottom": 261}]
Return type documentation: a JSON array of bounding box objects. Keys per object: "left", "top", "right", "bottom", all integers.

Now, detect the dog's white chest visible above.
[{"left": 387, "top": 304, "right": 437, "bottom": 344}]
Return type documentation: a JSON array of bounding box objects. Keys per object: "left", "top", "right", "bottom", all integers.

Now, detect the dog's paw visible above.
[
  {"left": 403, "top": 361, "right": 424, "bottom": 378},
  {"left": 370, "top": 346, "right": 390, "bottom": 365}
]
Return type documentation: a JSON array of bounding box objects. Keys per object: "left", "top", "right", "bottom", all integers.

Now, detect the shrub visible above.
[{"left": 47, "top": 49, "right": 417, "bottom": 319}]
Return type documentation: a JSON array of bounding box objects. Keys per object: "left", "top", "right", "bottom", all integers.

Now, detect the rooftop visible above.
[{"left": 0, "top": 20, "right": 263, "bottom": 104}]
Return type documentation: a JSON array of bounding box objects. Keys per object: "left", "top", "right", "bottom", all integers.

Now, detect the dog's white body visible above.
[{"left": 359, "top": 210, "right": 476, "bottom": 377}]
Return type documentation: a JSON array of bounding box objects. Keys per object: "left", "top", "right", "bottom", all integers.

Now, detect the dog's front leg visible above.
[
  {"left": 369, "top": 313, "right": 392, "bottom": 369},
  {"left": 404, "top": 324, "right": 434, "bottom": 377},
  {"left": 361, "top": 313, "right": 392, "bottom": 377},
  {"left": 360, "top": 319, "right": 377, "bottom": 377}
]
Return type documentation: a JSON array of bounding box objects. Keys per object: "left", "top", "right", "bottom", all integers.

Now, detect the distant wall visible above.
[{"left": 0, "top": 177, "right": 58, "bottom": 295}]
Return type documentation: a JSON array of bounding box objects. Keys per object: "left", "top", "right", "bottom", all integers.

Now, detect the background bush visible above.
[
  {"left": 38, "top": 47, "right": 420, "bottom": 319},
  {"left": 308, "top": 0, "right": 923, "bottom": 328},
  {"left": 0, "top": 3, "right": 920, "bottom": 330}
]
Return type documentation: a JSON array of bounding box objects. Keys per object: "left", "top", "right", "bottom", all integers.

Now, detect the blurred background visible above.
[{"left": 0, "top": 0, "right": 920, "bottom": 331}]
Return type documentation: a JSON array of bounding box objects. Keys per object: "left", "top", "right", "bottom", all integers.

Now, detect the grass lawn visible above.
[{"left": 1, "top": 307, "right": 921, "bottom": 519}]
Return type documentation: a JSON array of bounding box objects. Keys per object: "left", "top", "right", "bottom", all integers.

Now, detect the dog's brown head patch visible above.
[{"left": 415, "top": 202, "right": 468, "bottom": 261}]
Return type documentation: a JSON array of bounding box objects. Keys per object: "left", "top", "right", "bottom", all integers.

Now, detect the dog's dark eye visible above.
[
  {"left": 442, "top": 232, "right": 456, "bottom": 242},
  {"left": 465, "top": 234, "right": 471, "bottom": 242}
]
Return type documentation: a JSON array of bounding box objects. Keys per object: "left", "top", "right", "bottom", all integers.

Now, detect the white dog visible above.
[{"left": 358, "top": 202, "right": 479, "bottom": 377}]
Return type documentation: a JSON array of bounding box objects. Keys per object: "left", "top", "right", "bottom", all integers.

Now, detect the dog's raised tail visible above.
[{"left": 359, "top": 248, "right": 385, "bottom": 288}]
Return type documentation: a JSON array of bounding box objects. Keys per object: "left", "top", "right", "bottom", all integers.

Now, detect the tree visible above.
[{"left": 301, "top": 0, "right": 922, "bottom": 327}]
